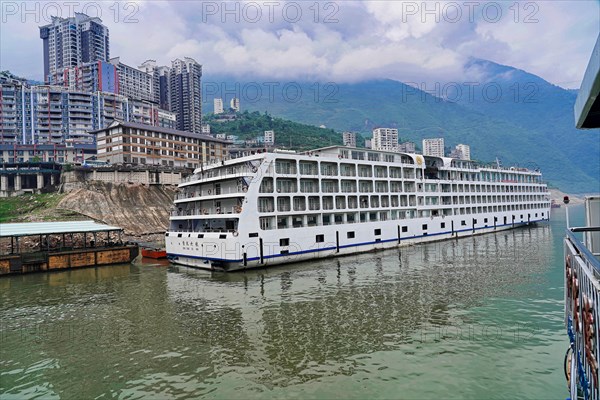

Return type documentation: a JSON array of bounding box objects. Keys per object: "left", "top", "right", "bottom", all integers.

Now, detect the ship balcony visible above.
[
  {"left": 170, "top": 205, "right": 243, "bottom": 217},
  {"left": 175, "top": 188, "right": 247, "bottom": 202},
  {"left": 180, "top": 167, "right": 257, "bottom": 186}
]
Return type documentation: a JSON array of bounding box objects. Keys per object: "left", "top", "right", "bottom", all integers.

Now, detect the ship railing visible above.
[
  {"left": 181, "top": 167, "right": 257, "bottom": 184},
  {"left": 564, "top": 227, "right": 600, "bottom": 400},
  {"left": 170, "top": 206, "right": 243, "bottom": 216},
  {"left": 175, "top": 187, "right": 248, "bottom": 200},
  {"left": 172, "top": 228, "right": 237, "bottom": 234}
]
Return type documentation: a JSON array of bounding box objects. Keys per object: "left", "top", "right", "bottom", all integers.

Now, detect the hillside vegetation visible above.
[{"left": 205, "top": 111, "right": 354, "bottom": 150}]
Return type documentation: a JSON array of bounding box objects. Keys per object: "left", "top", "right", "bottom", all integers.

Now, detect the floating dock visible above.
[{"left": 0, "top": 220, "right": 139, "bottom": 275}]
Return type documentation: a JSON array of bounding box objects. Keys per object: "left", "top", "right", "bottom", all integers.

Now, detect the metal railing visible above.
[{"left": 171, "top": 206, "right": 243, "bottom": 216}]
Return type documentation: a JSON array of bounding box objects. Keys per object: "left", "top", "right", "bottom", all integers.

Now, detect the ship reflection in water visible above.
[{"left": 0, "top": 221, "right": 565, "bottom": 399}]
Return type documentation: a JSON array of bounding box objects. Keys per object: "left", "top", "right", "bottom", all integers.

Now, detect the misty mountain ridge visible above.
[{"left": 204, "top": 59, "right": 599, "bottom": 194}]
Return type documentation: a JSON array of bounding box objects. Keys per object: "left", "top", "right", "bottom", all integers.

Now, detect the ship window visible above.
[
  {"left": 280, "top": 238, "right": 289, "bottom": 246},
  {"left": 292, "top": 217, "right": 303, "bottom": 228},
  {"left": 249, "top": 232, "right": 259, "bottom": 237},
  {"left": 277, "top": 217, "right": 288, "bottom": 229},
  {"left": 402, "top": 226, "right": 408, "bottom": 233},
  {"left": 316, "top": 234, "right": 324, "bottom": 243},
  {"left": 198, "top": 234, "right": 204, "bottom": 238},
  {"left": 473, "top": 219, "right": 477, "bottom": 225},
  {"left": 165, "top": 233, "right": 169, "bottom": 237},
  {"left": 440, "top": 222, "right": 445, "bottom": 229},
  {"left": 422, "top": 224, "right": 427, "bottom": 230},
  {"left": 219, "top": 234, "right": 226, "bottom": 239},
  {"left": 280, "top": 250, "right": 289, "bottom": 255},
  {"left": 484, "top": 218, "right": 488, "bottom": 223},
  {"left": 374, "top": 228, "right": 381, "bottom": 236},
  {"left": 461, "top": 220, "right": 466, "bottom": 226},
  {"left": 177, "top": 234, "right": 182, "bottom": 238},
  {"left": 542, "top": 212, "right": 545, "bottom": 217},
  {"left": 347, "top": 231, "right": 355, "bottom": 239}
]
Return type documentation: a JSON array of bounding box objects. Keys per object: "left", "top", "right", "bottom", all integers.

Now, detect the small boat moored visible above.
[{"left": 141, "top": 248, "right": 167, "bottom": 259}]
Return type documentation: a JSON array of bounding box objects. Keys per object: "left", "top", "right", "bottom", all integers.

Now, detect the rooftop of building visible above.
[
  {"left": 0, "top": 220, "right": 122, "bottom": 238},
  {"left": 89, "top": 120, "right": 231, "bottom": 143}
]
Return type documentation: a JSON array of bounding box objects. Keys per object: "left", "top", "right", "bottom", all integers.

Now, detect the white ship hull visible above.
[{"left": 167, "top": 212, "right": 548, "bottom": 271}]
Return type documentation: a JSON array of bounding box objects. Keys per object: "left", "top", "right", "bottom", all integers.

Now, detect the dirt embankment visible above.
[{"left": 57, "top": 181, "right": 176, "bottom": 237}]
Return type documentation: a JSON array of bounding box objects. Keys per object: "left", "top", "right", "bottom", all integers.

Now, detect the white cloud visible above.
[{"left": 0, "top": 0, "right": 597, "bottom": 88}]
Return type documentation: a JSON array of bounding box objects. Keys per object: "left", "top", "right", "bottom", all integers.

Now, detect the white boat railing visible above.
[{"left": 170, "top": 206, "right": 243, "bottom": 216}]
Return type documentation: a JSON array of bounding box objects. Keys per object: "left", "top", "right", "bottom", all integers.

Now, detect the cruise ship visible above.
[{"left": 166, "top": 146, "right": 550, "bottom": 271}]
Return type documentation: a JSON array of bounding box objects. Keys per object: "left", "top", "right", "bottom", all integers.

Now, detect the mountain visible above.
[{"left": 204, "top": 61, "right": 599, "bottom": 194}]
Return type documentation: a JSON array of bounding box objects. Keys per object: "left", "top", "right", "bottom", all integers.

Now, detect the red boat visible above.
[{"left": 141, "top": 248, "right": 167, "bottom": 259}]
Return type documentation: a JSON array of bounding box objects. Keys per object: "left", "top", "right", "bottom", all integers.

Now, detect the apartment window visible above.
[
  {"left": 347, "top": 231, "right": 355, "bottom": 239},
  {"left": 316, "top": 234, "right": 324, "bottom": 243},
  {"left": 280, "top": 238, "right": 289, "bottom": 246}
]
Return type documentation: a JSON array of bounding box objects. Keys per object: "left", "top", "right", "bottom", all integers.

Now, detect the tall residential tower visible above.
[
  {"left": 423, "top": 138, "right": 445, "bottom": 157},
  {"left": 169, "top": 57, "right": 203, "bottom": 133},
  {"left": 40, "top": 13, "right": 110, "bottom": 84}
]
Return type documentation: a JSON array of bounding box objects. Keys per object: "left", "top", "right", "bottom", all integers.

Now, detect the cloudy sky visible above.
[{"left": 1, "top": 0, "right": 598, "bottom": 88}]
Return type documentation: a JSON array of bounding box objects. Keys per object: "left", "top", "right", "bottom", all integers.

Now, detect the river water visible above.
[{"left": 0, "top": 207, "right": 581, "bottom": 399}]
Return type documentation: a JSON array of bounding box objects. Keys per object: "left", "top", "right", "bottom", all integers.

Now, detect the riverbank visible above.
[
  {"left": 0, "top": 182, "right": 175, "bottom": 247},
  {"left": 549, "top": 189, "right": 585, "bottom": 205}
]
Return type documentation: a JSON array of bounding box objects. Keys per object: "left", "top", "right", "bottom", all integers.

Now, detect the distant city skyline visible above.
[{"left": 1, "top": 1, "right": 598, "bottom": 89}]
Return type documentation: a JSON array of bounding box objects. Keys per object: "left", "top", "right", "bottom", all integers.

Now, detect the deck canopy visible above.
[
  {"left": 575, "top": 33, "right": 600, "bottom": 129},
  {"left": 0, "top": 220, "right": 122, "bottom": 238}
]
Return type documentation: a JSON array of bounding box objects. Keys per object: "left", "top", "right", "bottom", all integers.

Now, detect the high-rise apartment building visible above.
[
  {"left": 51, "top": 60, "right": 119, "bottom": 94},
  {"left": 423, "top": 138, "right": 445, "bottom": 157},
  {"left": 40, "top": 13, "right": 110, "bottom": 84},
  {"left": 0, "top": 81, "right": 175, "bottom": 145},
  {"left": 169, "top": 57, "right": 203, "bottom": 133},
  {"left": 230, "top": 97, "right": 240, "bottom": 112},
  {"left": 371, "top": 128, "right": 398, "bottom": 151},
  {"left": 342, "top": 132, "right": 357, "bottom": 147},
  {"left": 214, "top": 98, "right": 224, "bottom": 114},
  {"left": 451, "top": 144, "right": 471, "bottom": 160},
  {"left": 109, "top": 57, "right": 153, "bottom": 102},
  {"left": 456, "top": 144, "right": 471, "bottom": 160},
  {"left": 139, "top": 60, "right": 171, "bottom": 110},
  {"left": 397, "top": 141, "right": 416, "bottom": 153},
  {"left": 264, "top": 130, "right": 275, "bottom": 146}
]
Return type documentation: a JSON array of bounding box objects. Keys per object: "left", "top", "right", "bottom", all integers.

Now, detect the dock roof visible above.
[{"left": 0, "top": 220, "right": 123, "bottom": 237}]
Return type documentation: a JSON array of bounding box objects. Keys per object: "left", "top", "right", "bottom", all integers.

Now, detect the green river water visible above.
[{"left": 0, "top": 206, "right": 582, "bottom": 399}]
